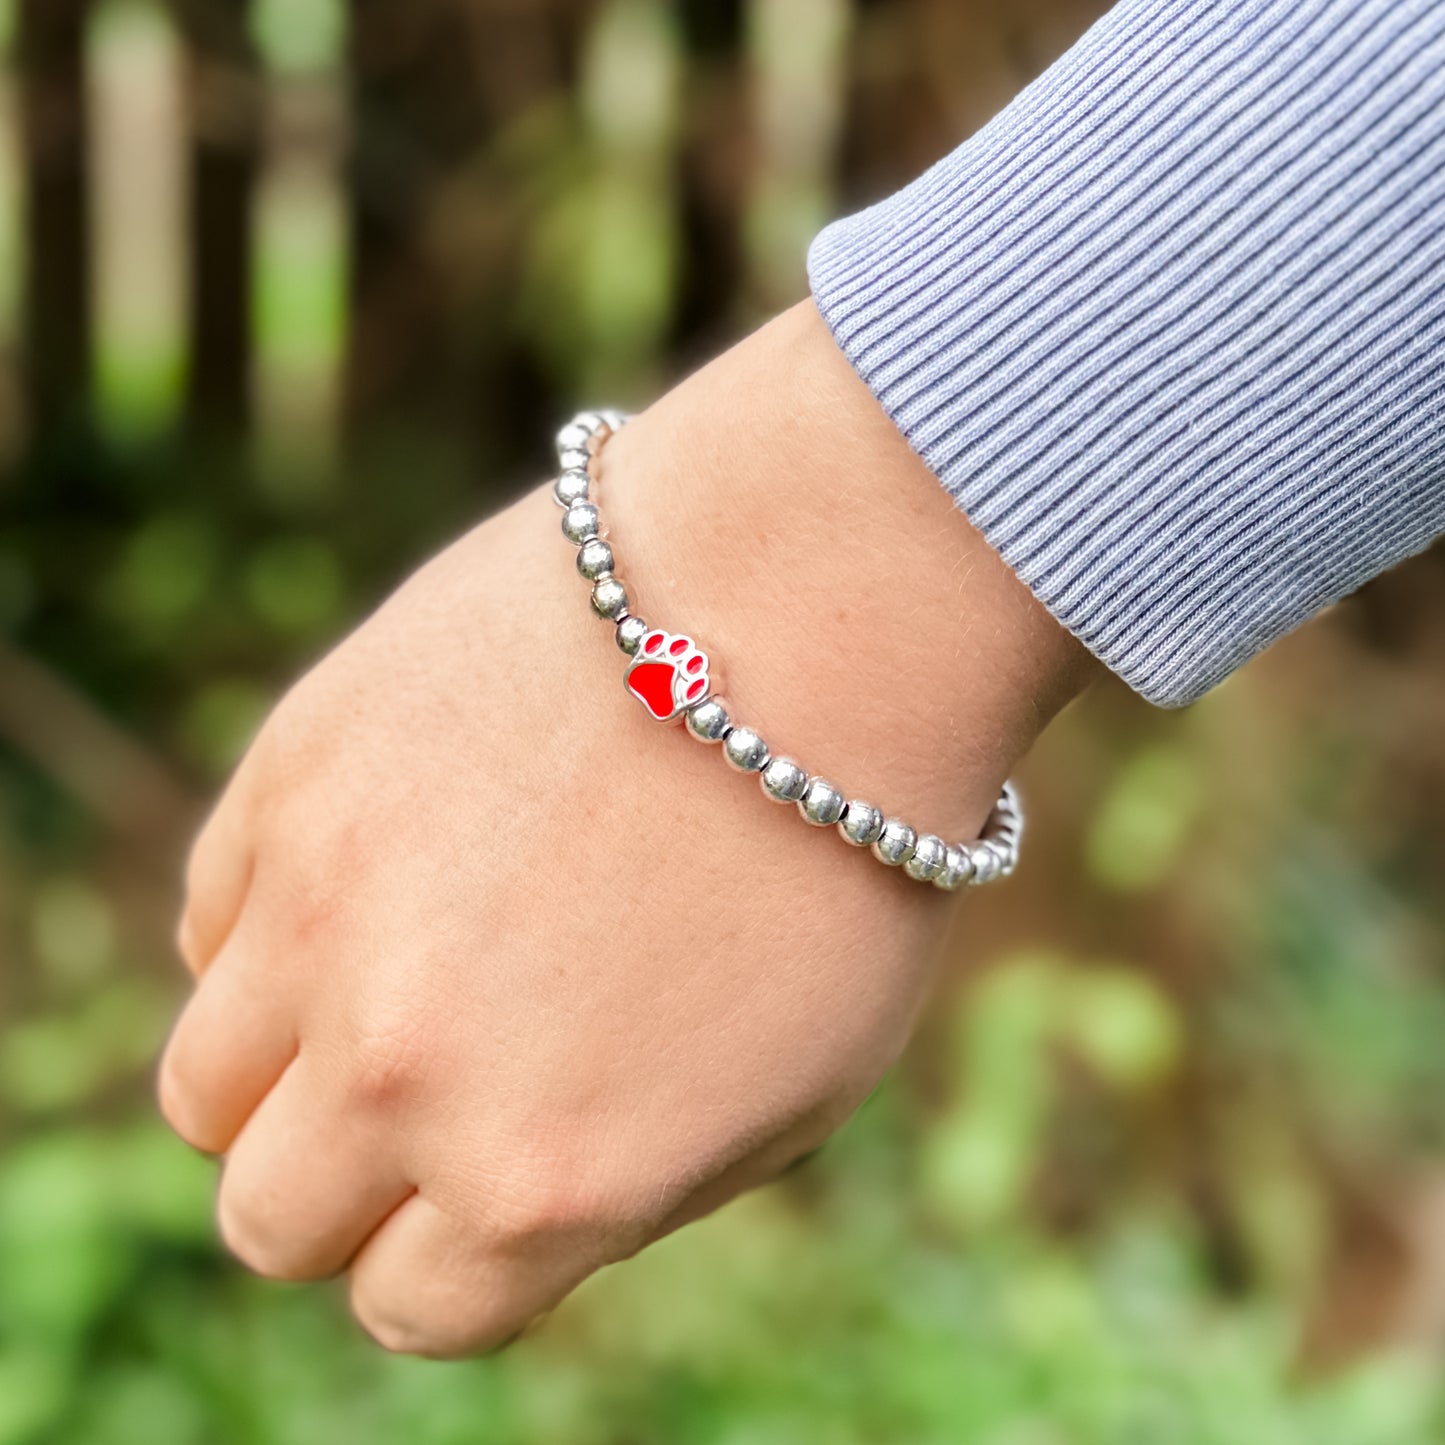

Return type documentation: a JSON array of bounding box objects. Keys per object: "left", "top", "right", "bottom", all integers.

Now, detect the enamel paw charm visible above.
[{"left": 625, "top": 630, "right": 712, "bottom": 722}]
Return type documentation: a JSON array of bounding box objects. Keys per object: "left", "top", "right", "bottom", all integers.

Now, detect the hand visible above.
[{"left": 159, "top": 301, "right": 1098, "bottom": 1357}]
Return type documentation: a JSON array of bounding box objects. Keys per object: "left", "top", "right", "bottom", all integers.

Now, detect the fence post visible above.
[
  {"left": 671, "top": 0, "right": 747, "bottom": 351},
  {"left": 17, "top": 0, "right": 93, "bottom": 444},
  {"left": 171, "top": 0, "right": 260, "bottom": 441}
]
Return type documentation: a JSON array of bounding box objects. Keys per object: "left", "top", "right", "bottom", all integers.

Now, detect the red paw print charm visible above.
[{"left": 625, "top": 629, "right": 712, "bottom": 723}]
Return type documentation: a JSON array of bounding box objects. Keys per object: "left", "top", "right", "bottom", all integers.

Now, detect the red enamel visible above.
[
  {"left": 668, "top": 637, "right": 688, "bottom": 656},
  {"left": 626, "top": 661, "right": 678, "bottom": 720}
]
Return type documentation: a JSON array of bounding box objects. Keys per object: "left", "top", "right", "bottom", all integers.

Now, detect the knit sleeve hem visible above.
[{"left": 808, "top": 0, "right": 1445, "bottom": 707}]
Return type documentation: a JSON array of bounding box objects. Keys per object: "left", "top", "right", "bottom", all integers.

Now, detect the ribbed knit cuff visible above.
[{"left": 809, "top": 0, "right": 1445, "bottom": 706}]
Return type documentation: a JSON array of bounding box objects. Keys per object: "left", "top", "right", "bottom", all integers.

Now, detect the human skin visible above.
[{"left": 159, "top": 299, "right": 1100, "bottom": 1358}]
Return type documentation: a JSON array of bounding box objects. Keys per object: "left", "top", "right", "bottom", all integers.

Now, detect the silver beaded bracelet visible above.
[{"left": 551, "top": 409, "right": 1022, "bottom": 890}]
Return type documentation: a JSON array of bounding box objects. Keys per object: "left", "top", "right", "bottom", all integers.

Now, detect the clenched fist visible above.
[{"left": 159, "top": 301, "right": 1094, "bottom": 1357}]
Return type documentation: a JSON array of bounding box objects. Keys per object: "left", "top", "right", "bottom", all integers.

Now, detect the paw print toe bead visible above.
[
  {"left": 903, "top": 834, "right": 947, "bottom": 882},
  {"left": 723, "top": 726, "right": 769, "bottom": 773},
  {"left": 799, "top": 777, "right": 845, "bottom": 826},
  {"left": 872, "top": 819, "right": 916, "bottom": 867},
  {"left": 761, "top": 757, "right": 808, "bottom": 803},
  {"left": 686, "top": 698, "right": 731, "bottom": 742}
]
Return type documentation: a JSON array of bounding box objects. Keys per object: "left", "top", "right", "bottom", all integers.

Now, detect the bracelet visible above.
[{"left": 550, "top": 409, "right": 1023, "bottom": 890}]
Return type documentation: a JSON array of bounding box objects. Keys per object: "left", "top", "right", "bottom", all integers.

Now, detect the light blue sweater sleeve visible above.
[{"left": 807, "top": 0, "right": 1445, "bottom": 706}]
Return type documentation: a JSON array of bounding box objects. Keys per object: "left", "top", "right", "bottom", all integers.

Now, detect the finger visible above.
[
  {"left": 217, "top": 1059, "right": 415, "bottom": 1282},
  {"left": 348, "top": 1193, "right": 598, "bottom": 1359},
  {"left": 157, "top": 929, "right": 297, "bottom": 1154},
  {"left": 177, "top": 792, "right": 256, "bottom": 976}
]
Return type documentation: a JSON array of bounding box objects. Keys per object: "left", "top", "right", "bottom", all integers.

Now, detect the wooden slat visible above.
[
  {"left": 17, "top": 0, "right": 92, "bottom": 442},
  {"left": 669, "top": 0, "right": 746, "bottom": 353},
  {"left": 171, "top": 0, "right": 261, "bottom": 438}
]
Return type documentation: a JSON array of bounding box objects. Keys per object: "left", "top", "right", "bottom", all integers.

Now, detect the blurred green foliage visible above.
[
  {"left": 1, "top": 996, "right": 1444, "bottom": 1445},
  {"left": 3, "top": 0, "right": 1445, "bottom": 1441}
]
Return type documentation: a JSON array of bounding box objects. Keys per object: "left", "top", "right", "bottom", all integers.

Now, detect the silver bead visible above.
[
  {"left": 968, "top": 841, "right": 1005, "bottom": 886},
  {"left": 600, "top": 408, "right": 628, "bottom": 432},
  {"left": 556, "top": 419, "right": 594, "bottom": 455},
  {"left": 615, "top": 615, "right": 649, "bottom": 655},
  {"left": 723, "top": 726, "right": 769, "bottom": 773},
  {"left": 935, "top": 843, "right": 975, "bottom": 891},
  {"left": 992, "top": 818, "right": 1023, "bottom": 871},
  {"left": 903, "top": 834, "right": 947, "bottom": 882},
  {"left": 558, "top": 445, "right": 591, "bottom": 474},
  {"left": 686, "top": 698, "right": 731, "bottom": 743},
  {"left": 992, "top": 785, "right": 1024, "bottom": 843},
  {"left": 872, "top": 819, "right": 916, "bottom": 866},
  {"left": 760, "top": 757, "right": 807, "bottom": 804},
  {"left": 553, "top": 469, "right": 590, "bottom": 507},
  {"left": 591, "top": 576, "right": 629, "bottom": 619},
  {"left": 570, "top": 410, "right": 607, "bottom": 438},
  {"left": 576, "top": 538, "right": 614, "bottom": 580},
  {"left": 990, "top": 804, "right": 1020, "bottom": 835},
  {"left": 799, "top": 777, "right": 845, "bottom": 827},
  {"left": 838, "top": 802, "right": 883, "bottom": 847},
  {"left": 562, "top": 502, "right": 601, "bottom": 545}
]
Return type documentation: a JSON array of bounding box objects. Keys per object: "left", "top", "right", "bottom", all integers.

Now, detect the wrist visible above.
[{"left": 595, "top": 300, "right": 1099, "bottom": 841}]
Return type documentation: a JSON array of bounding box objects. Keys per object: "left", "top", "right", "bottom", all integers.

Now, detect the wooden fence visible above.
[{"left": 6, "top": 0, "right": 1103, "bottom": 468}]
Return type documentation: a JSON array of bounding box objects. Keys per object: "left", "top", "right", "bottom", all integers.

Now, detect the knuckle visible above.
[
  {"left": 352, "top": 1307, "right": 418, "bottom": 1356},
  {"left": 174, "top": 908, "right": 203, "bottom": 976},
  {"left": 350, "top": 1285, "right": 521, "bottom": 1361},
  {"left": 181, "top": 823, "right": 217, "bottom": 909},
  {"left": 495, "top": 1174, "right": 593, "bottom": 1244},
  {"left": 278, "top": 876, "right": 349, "bottom": 956},
  {"left": 248, "top": 676, "right": 338, "bottom": 808},
  {"left": 156, "top": 1039, "right": 221, "bottom": 1154},
  {"left": 216, "top": 1170, "right": 315, "bottom": 1282},
  {"left": 345, "top": 1007, "right": 437, "bottom": 1113},
  {"left": 485, "top": 1150, "right": 632, "bottom": 1257}
]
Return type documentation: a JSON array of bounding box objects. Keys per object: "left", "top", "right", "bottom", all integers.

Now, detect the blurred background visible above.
[{"left": 2, "top": 0, "right": 1444, "bottom": 1440}]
